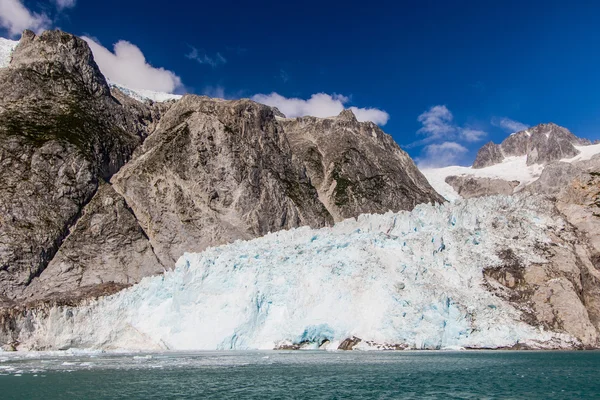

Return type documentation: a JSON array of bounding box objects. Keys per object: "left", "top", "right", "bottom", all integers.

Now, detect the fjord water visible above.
[{"left": 1, "top": 351, "right": 599, "bottom": 399}]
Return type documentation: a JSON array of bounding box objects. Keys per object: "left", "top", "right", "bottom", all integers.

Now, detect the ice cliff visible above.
[{"left": 4, "top": 194, "right": 592, "bottom": 351}]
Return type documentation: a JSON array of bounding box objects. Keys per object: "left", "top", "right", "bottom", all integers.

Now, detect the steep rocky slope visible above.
[
  {"left": 280, "top": 110, "right": 445, "bottom": 221},
  {"left": 0, "top": 30, "right": 166, "bottom": 301},
  {"left": 111, "top": 95, "right": 334, "bottom": 267}
]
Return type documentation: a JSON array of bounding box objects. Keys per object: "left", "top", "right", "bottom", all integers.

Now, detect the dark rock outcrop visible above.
[{"left": 473, "top": 123, "right": 590, "bottom": 169}]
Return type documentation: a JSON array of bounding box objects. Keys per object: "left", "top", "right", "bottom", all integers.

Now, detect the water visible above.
[{"left": 0, "top": 351, "right": 598, "bottom": 399}]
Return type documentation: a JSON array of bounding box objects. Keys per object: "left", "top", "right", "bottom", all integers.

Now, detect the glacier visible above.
[
  {"left": 12, "top": 195, "right": 577, "bottom": 351},
  {"left": 0, "top": 38, "right": 18, "bottom": 68}
]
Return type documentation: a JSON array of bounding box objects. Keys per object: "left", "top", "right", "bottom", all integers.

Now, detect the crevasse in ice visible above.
[{"left": 26, "top": 195, "right": 572, "bottom": 350}]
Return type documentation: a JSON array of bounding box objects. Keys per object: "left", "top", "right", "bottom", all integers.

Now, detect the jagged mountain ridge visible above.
[
  {"left": 473, "top": 123, "right": 591, "bottom": 169},
  {"left": 0, "top": 30, "right": 442, "bottom": 304},
  {"left": 422, "top": 123, "right": 600, "bottom": 201}
]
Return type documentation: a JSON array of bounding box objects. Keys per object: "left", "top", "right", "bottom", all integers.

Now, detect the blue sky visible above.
[{"left": 1, "top": 0, "right": 600, "bottom": 166}]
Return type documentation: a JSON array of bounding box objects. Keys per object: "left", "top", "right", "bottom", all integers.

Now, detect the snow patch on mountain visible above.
[
  {"left": 422, "top": 143, "right": 600, "bottom": 201},
  {"left": 108, "top": 81, "right": 182, "bottom": 103},
  {"left": 14, "top": 195, "right": 576, "bottom": 351},
  {"left": 0, "top": 38, "right": 19, "bottom": 68},
  {"left": 421, "top": 156, "right": 544, "bottom": 201}
]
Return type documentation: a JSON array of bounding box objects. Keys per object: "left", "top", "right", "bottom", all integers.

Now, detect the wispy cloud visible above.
[
  {"left": 252, "top": 92, "right": 390, "bottom": 125},
  {"left": 279, "top": 69, "right": 289, "bottom": 83},
  {"left": 417, "top": 105, "right": 456, "bottom": 140},
  {"left": 185, "top": 46, "right": 227, "bottom": 68},
  {"left": 53, "top": 0, "right": 76, "bottom": 10},
  {"left": 416, "top": 142, "right": 469, "bottom": 168},
  {"left": 491, "top": 117, "right": 528, "bottom": 133},
  {"left": 411, "top": 105, "right": 487, "bottom": 146},
  {"left": 83, "top": 37, "right": 183, "bottom": 93},
  {"left": 202, "top": 85, "right": 225, "bottom": 99},
  {"left": 0, "top": 0, "right": 51, "bottom": 36},
  {"left": 411, "top": 104, "right": 487, "bottom": 167},
  {"left": 460, "top": 127, "right": 487, "bottom": 142}
]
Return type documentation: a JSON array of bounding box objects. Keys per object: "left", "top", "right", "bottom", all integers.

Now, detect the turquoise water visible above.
[{"left": 0, "top": 351, "right": 599, "bottom": 399}]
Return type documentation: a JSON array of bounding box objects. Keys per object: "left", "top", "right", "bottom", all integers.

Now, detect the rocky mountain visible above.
[
  {"left": 280, "top": 110, "right": 445, "bottom": 221},
  {"left": 422, "top": 123, "right": 600, "bottom": 201},
  {"left": 473, "top": 123, "right": 590, "bottom": 169},
  {"left": 0, "top": 30, "right": 442, "bottom": 305},
  {"left": 0, "top": 30, "right": 167, "bottom": 303}
]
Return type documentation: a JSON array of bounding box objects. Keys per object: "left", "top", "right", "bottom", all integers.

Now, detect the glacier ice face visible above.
[
  {"left": 14, "top": 195, "right": 577, "bottom": 351},
  {"left": 0, "top": 38, "right": 19, "bottom": 68}
]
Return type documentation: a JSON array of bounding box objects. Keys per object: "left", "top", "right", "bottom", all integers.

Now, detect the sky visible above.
[{"left": 1, "top": 0, "right": 600, "bottom": 167}]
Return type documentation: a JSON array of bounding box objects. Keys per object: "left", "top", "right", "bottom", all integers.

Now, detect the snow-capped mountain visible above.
[{"left": 421, "top": 125, "right": 600, "bottom": 201}]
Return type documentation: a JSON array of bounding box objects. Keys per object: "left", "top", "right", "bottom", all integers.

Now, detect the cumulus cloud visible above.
[
  {"left": 54, "top": 0, "right": 76, "bottom": 10},
  {"left": 251, "top": 92, "right": 390, "bottom": 125},
  {"left": 185, "top": 46, "right": 226, "bottom": 68},
  {"left": 491, "top": 117, "right": 528, "bottom": 133},
  {"left": 82, "top": 37, "right": 183, "bottom": 93},
  {"left": 416, "top": 142, "right": 469, "bottom": 168},
  {"left": 0, "top": 0, "right": 51, "bottom": 37}
]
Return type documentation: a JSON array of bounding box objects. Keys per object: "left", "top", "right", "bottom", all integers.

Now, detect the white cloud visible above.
[
  {"left": 412, "top": 105, "right": 487, "bottom": 148},
  {"left": 0, "top": 0, "right": 51, "bottom": 37},
  {"left": 411, "top": 105, "right": 487, "bottom": 167},
  {"left": 185, "top": 46, "right": 226, "bottom": 68},
  {"left": 417, "top": 105, "right": 456, "bottom": 140},
  {"left": 416, "top": 142, "right": 468, "bottom": 168},
  {"left": 54, "top": 0, "right": 76, "bottom": 10},
  {"left": 459, "top": 127, "right": 487, "bottom": 142},
  {"left": 491, "top": 117, "right": 528, "bottom": 133},
  {"left": 82, "top": 36, "right": 183, "bottom": 93},
  {"left": 251, "top": 92, "right": 390, "bottom": 125}
]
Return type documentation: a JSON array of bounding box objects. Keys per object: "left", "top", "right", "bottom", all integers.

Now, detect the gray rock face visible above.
[
  {"left": 22, "top": 182, "right": 164, "bottom": 302},
  {"left": 0, "top": 30, "right": 162, "bottom": 300},
  {"left": 445, "top": 176, "right": 519, "bottom": 199},
  {"left": 280, "top": 111, "right": 445, "bottom": 221},
  {"left": 472, "top": 142, "right": 504, "bottom": 169},
  {"left": 473, "top": 123, "right": 590, "bottom": 168},
  {"left": 111, "top": 96, "right": 335, "bottom": 266}
]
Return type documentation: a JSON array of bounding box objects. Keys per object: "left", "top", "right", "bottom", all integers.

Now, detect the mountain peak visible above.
[
  {"left": 10, "top": 29, "right": 110, "bottom": 97},
  {"left": 337, "top": 108, "right": 357, "bottom": 122},
  {"left": 473, "top": 122, "right": 590, "bottom": 168}
]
